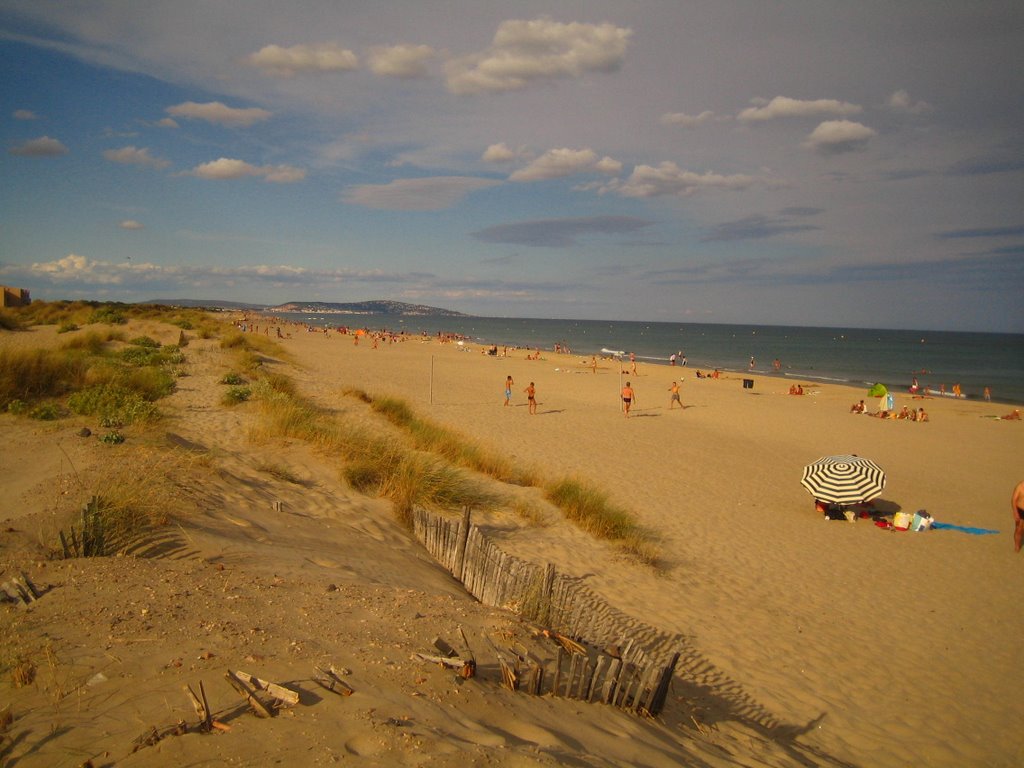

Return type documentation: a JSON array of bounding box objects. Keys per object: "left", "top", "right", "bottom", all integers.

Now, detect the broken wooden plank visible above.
[
  {"left": 184, "top": 683, "right": 211, "bottom": 730},
  {"left": 224, "top": 670, "right": 274, "bottom": 718},
  {"left": 234, "top": 670, "right": 300, "bottom": 707},
  {"left": 312, "top": 666, "right": 354, "bottom": 696}
]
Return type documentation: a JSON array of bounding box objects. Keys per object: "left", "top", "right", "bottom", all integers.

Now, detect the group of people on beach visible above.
[{"left": 850, "top": 399, "right": 929, "bottom": 421}]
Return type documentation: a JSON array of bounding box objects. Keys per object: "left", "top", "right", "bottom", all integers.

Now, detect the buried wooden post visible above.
[
  {"left": 453, "top": 506, "right": 471, "bottom": 582},
  {"left": 648, "top": 653, "right": 680, "bottom": 716}
]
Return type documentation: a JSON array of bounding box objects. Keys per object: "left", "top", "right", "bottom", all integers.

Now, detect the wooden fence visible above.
[{"left": 413, "top": 507, "right": 682, "bottom": 716}]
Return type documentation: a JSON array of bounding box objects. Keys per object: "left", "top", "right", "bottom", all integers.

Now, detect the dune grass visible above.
[
  {"left": 250, "top": 380, "right": 496, "bottom": 527},
  {"left": 365, "top": 393, "right": 539, "bottom": 487},
  {"left": 0, "top": 302, "right": 201, "bottom": 423},
  {"left": 349, "top": 389, "right": 659, "bottom": 563}
]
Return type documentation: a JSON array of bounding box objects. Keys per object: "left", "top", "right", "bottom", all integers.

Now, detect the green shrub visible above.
[
  {"left": 88, "top": 306, "right": 126, "bottom": 325},
  {"left": 68, "top": 384, "right": 157, "bottom": 424},
  {"left": 29, "top": 402, "right": 61, "bottom": 420},
  {"left": 220, "top": 372, "right": 246, "bottom": 385},
  {"left": 6, "top": 399, "right": 27, "bottom": 415},
  {"left": 57, "top": 321, "right": 79, "bottom": 334},
  {"left": 222, "top": 386, "right": 251, "bottom": 405},
  {"left": 99, "top": 430, "right": 126, "bottom": 445},
  {"left": 129, "top": 336, "right": 160, "bottom": 348}
]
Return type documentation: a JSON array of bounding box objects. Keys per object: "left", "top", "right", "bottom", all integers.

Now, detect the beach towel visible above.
[{"left": 930, "top": 522, "right": 1000, "bottom": 536}]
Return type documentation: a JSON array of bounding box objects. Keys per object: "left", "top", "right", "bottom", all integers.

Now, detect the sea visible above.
[{"left": 271, "top": 312, "right": 1024, "bottom": 406}]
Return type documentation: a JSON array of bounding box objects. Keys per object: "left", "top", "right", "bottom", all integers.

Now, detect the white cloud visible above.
[
  {"left": 368, "top": 44, "right": 435, "bottom": 78},
  {"left": 246, "top": 42, "right": 359, "bottom": 77},
  {"left": 887, "top": 89, "right": 932, "bottom": 114},
  {"left": 119, "top": 220, "right": 144, "bottom": 230},
  {"left": 803, "top": 120, "right": 877, "bottom": 154},
  {"left": 29, "top": 253, "right": 130, "bottom": 284},
  {"left": 188, "top": 157, "right": 306, "bottom": 182},
  {"left": 103, "top": 145, "right": 170, "bottom": 169},
  {"left": 156, "top": 117, "right": 179, "bottom": 128},
  {"left": 737, "top": 96, "right": 862, "bottom": 122},
  {"left": 660, "top": 110, "right": 717, "bottom": 128},
  {"left": 481, "top": 142, "right": 532, "bottom": 163},
  {"left": 13, "top": 109, "right": 39, "bottom": 120},
  {"left": 166, "top": 101, "right": 272, "bottom": 127},
  {"left": 602, "top": 161, "right": 756, "bottom": 198},
  {"left": 6, "top": 253, "right": 421, "bottom": 289},
  {"left": 445, "top": 17, "right": 631, "bottom": 95},
  {"left": 342, "top": 176, "right": 501, "bottom": 210},
  {"left": 509, "top": 148, "right": 620, "bottom": 181},
  {"left": 8, "top": 136, "right": 68, "bottom": 157}
]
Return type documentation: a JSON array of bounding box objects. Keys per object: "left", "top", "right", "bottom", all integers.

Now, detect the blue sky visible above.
[{"left": 1, "top": 1, "right": 1022, "bottom": 332}]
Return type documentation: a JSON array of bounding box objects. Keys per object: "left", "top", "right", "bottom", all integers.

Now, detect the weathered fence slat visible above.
[{"left": 410, "top": 506, "right": 682, "bottom": 717}]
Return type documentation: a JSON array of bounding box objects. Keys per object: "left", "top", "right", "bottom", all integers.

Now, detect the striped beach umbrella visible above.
[{"left": 800, "top": 454, "right": 886, "bottom": 505}]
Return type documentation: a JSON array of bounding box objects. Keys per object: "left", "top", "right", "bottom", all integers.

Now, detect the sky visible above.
[{"left": 1, "top": 1, "right": 1022, "bottom": 333}]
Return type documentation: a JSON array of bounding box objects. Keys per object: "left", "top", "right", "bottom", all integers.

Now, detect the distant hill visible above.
[
  {"left": 267, "top": 300, "right": 466, "bottom": 317},
  {"left": 142, "top": 298, "right": 264, "bottom": 310}
]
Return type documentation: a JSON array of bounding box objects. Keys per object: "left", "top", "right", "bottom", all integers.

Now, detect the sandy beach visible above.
[{"left": 2, "top": 314, "right": 1022, "bottom": 767}]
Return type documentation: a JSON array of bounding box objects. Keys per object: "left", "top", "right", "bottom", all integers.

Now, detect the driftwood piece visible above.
[
  {"left": 224, "top": 670, "right": 274, "bottom": 718},
  {"left": 235, "top": 670, "right": 300, "bottom": 707},
  {"left": 184, "top": 683, "right": 212, "bottom": 730},
  {"left": 313, "top": 666, "right": 354, "bottom": 696}
]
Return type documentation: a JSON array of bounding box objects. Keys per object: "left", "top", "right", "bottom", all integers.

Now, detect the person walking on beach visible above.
[
  {"left": 622, "top": 382, "right": 635, "bottom": 417},
  {"left": 668, "top": 381, "right": 681, "bottom": 409},
  {"left": 524, "top": 382, "right": 537, "bottom": 414},
  {"left": 630, "top": 352, "right": 637, "bottom": 376},
  {"left": 504, "top": 375, "right": 514, "bottom": 406},
  {"left": 749, "top": 356, "right": 755, "bottom": 370},
  {"left": 1013, "top": 481, "right": 1024, "bottom": 553}
]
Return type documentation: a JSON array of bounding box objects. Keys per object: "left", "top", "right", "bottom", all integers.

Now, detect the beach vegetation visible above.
[
  {"left": 57, "top": 321, "right": 78, "bottom": 333},
  {"left": 88, "top": 305, "right": 127, "bottom": 325},
  {"left": 257, "top": 462, "right": 304, "bottom": 485},
  {"left": 0, "top": 347, "right": 89, "bottom": 407},
  {"left": 222, "top": 386, "right": 251, "bottom": 405},
  {"left": 250, "top": 381, "right": 495, "bottom": 526},
  {"left": 0, "top": 307, "right": 190, "bottom": 421},
  {"left": 67, "top": 384, "right": 157, "bottom": 425},
  {"left": 0, "top": 310, "right": 21, "bottom": 331},
  {"left": 544, "top": 478, "right": 658, "bottom": 566},
  {"left": 29, "top": 402, "right": 62, "bottom": 421},
  {"left": 99, "top": 430, "right": 126, "bottom": 445},
  {"left": 220, "top": 372, "right": 246, "bottom": 385},
  {"left": 366, "top": 393, "right": 538, "bottom": 486}
]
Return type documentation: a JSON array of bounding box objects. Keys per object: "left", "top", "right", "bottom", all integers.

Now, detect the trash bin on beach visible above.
[{"left": 743, "top": 378, "right": 754, "bottom": 389}]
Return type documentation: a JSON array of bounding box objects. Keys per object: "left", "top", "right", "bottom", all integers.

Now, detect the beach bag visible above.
[
  {"left": 911, "top": 510, "right": 933, "bottom": 531},
  {"left": 892, "top": 512, "right": 913, "bottom": 531}
]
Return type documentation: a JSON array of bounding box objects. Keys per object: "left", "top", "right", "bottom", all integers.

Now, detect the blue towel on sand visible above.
[{"left": 930, "top": 522, "right": 999, "bottom": 536}]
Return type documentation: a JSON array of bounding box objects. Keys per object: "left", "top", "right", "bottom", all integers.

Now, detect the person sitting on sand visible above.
[
  {"left": 789, "top": 384, "right": 804, "bottom": 395},
  {"left": 850, "top": 400, "right": 866, "bottom": 413},
  {"left": 917, "top": 408, "right": 929, "bottom": 422},
  {"left": 897, "top": 406, "right": 912, "bottom": 420},
  {"left": 1001, "top": 409, "right": 1021, "bottom": 421}
]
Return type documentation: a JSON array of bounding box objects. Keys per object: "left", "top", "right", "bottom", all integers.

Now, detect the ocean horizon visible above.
[{"left": 269, "top": 311, "right": 1024, "bottom": 406}]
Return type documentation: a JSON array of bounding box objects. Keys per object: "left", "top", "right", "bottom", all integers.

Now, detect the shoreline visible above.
[{"left": 258, "top": 311, "right": 1024, "bottom": 406}]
